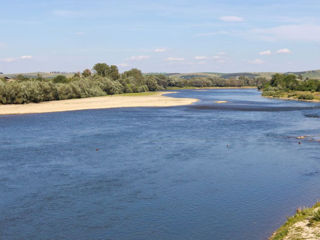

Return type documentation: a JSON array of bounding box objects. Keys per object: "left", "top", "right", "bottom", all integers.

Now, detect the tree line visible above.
[
  {"left": 261, "top": 73, "right": 320, "bottom": 100},
  {"left": 0, "top": 62, "right": 273, "bottom": 104},
  {"left": 0, "top": 63, "right": 170, "bottom": 104},
  {"left": 168, "top": 75, "right": 268, "bottom": 88}
]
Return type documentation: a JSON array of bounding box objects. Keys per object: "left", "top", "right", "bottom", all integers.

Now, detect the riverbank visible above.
[
  {"left": 167, "top": 86, "right": 257, "bottom": 90},
  {"left": 262, "top": 90, "right": 320, "bottom": 102},
  {"left": 0, "top": 92, "right": 198, "bottom": 115},
  {"left": 270, "top": 202, "right": 320, "bottom": 240}
]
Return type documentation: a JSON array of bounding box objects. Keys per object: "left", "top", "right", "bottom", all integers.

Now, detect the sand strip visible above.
[{"left": 0, "top": 92, "right": 198, "bottom": 115}]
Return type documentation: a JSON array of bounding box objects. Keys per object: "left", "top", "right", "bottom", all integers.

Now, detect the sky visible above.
[{"left": 0, "top": 0, "right": 319, "bottom": 73}]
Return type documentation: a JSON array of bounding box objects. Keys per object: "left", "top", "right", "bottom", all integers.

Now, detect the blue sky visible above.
[{"left": 0, "top": 0, "right": 319, "bottom": 73}]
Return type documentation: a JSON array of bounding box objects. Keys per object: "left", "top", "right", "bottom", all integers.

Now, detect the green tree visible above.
[
  {"left": 82, "top": 69, "right": 92, "bottom": 77},
  {"left": 53, "top": 75, "right": 68, "bottom": 83},
  {"left": 109, "top": 65, "right": 120, "bottom": 80},
  {"left": 145, "top": 76, "right": 160, "bottom": 91},
  {"left": 73, "top": 72, "right": 81, "bottom": 78},
  {"left": 93, "top": 63, "right": 110, "bottom": 77},
  {"left": 122, "top": 68, "right": 144, "bottom": 85},
  {"left": 16, "top": 74, "right": 27, "bottom": 81}
]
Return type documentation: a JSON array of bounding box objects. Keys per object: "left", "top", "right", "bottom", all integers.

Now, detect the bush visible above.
[
  {"left": 298, "top": 93, "right": 314, "bottom": 100},
  {"left": 53, "top": 75, "right": 69, "bottom": 83},
  {"left": 312, "top": 209, "right": 320, "bottom": 222},
  {"left": 146, "top": 76, "right": 160, "bottom": 91}
]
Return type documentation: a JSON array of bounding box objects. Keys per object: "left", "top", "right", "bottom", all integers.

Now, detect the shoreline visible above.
[
  {"left": 0, "top": 92, "right": 198, "bottom": 115},
  {"left": 263, "top": 95, "right": 320, "bottom": 103},
  {"left": 269, "top": 202, "right": 320, "bottom": 240},
  {"left": 167, "top": 86, "right": 257, "bottom": 90},
  {"left": 262, "top": 90, "right": 320, "bottom": 103}
]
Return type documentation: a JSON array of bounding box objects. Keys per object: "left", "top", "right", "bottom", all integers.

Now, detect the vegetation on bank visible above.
[
  {"left": 0, "top": 62, "right": 263, "bottom": 104},
  {"left": 0, "top": 64, "right": 170, "bottom": 104},
  {"left": 168, "top": 70, "right": 320, "bottom": 81},
  {"left": 167, "top": 75, "right": 267, "bottom": 89},
  {"left": 4, "top": 64, "right": 319, "bottom": 105},
  {"left": 261, "top": 73, "right": 320, "bottom": 101},
  {"left": 270, "top": 202, "right": 320, "bottom": 240}
]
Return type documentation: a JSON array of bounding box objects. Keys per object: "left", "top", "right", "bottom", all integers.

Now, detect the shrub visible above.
[
  {"left": 53, "top": 75, "right": 69, "bottom": 83},
  {"left": 298, "top": 93, "right": 314, "bottom": 100},
  {"left": 312, "top": 209, "right": 320, "bottom": 222}
]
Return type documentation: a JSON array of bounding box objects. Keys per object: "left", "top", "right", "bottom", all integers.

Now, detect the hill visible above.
[
  {"left": 167, "top": 70, "right": 320, "bottom": 80},
  {"left": 1, "top": 70, "right": 320, "bottom": 81},
  {"left": 0, "top": 72, "right": 75, "bottom": 79}
]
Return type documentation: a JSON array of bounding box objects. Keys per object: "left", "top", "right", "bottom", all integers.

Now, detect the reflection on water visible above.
[{"left": 1, "top": 89, "right": 320, "bottom": 240}]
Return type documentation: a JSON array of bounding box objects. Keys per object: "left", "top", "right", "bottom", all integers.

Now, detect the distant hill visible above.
[
  {"left": 0, "top": 72, "right": 75, "bottom": 79},
  {"left": 288, "top": 70, "right": 320, "bottom": 80},
  {"left": 166, "top": 70, "right": 320, "bottom": 80},
  {"left": 1, "top": 70, "right": 320, "bottom": 80}
]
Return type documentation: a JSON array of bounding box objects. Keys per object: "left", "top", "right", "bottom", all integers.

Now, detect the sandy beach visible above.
[{"left": 0, "top": 92, "right": 198, "bottom": 115}]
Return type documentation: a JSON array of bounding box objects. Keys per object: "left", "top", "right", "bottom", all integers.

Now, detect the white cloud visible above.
[
  {"left": 259, "top": 50, "right": 272, "bottom": 55},
  {"left": 195, "top": 56, "right": 208, "bottom": 60},
  {"left": 128, "top": 55, "right": 150, "bottom": 61},
  {"left": 154, "top": 48, "right": 167, "bottom": 53},
  {"left": 220, "top": 16, "right": 244, "bottom": 22},
  {"left": 193, "top": 55, "right": 227, "bottom": 63},
  {"left": 0, "top": 42, "right": 6, "bottom": 48},
  {"left": 166, "top": 57, "right": 185, "bottom": 61},
  {"left": 249, "top": 59, "right": 264, "bottom": 64},
  {"left": 277, "top": 48, "right": 291, "bottom": 54},
  {"left": 117, "top": 63, "right": 130, "bottom": 67},
  {"left": 1, "top": 56, "right": 33, "bottom": 62},
  {"left": 252, "top": 24, "right": 320, "bottom": 42},
  {"left": 0, "top": 56, "right": 32, "bottom": 63},
  {"left": 20, "top": 55, "right": 33, "bottom": 59}
]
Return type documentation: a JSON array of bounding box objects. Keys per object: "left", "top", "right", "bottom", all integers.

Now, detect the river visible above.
[{"left": 1, "top": 89, "right": 320, "bottom": 240}]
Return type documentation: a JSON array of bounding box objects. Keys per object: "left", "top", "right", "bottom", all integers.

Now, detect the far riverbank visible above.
[{"left": 262, "top": 90, "right": 320, "bottom": 103}]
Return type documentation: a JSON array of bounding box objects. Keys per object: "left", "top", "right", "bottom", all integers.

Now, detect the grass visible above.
[
  {"left": 312, "top": 209, "right": 320, "bottom": 222},
  {"left": 270, "top": 202, "right": 320, "bottom": 240}
]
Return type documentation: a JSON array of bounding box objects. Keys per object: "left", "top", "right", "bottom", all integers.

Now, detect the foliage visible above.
[
  {"left": 0, "top": 62, "right": 275, "bottom": 105},
  {"left": 311, "top": 209, "right": 320, "bottom": 222},
  {"left": 53, "top": 75, "right": 69, "bottom": 83},
  {"left": 0, "top": 63, "right": 161, "bottom": 104},
  {"left": 93, "top": 63, "right": 110, "bottom": 77},
  {"left": 92, "top": 63, "right": 120, "bottom": 80},
  {"left": 297, "top": 93, "right": 314, "bottom": 100},
  {"left": 82, "top": 69, "right": 92, "bottom": 77},
  {"left": 261, "top": 73, "right": 320, "bottom": 100}
]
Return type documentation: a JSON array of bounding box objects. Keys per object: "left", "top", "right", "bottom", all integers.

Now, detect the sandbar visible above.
[{"left": 0, "top": 92, "right": 198, "bottom": 115}]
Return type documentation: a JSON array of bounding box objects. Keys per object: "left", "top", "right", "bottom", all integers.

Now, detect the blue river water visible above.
[{"left": 1, "top": 89, "right": 320, "bottom": 240}]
